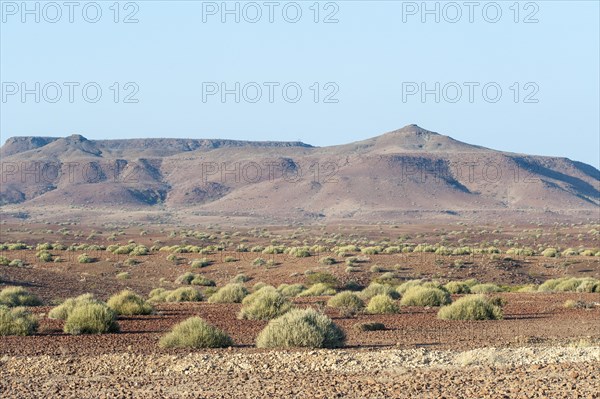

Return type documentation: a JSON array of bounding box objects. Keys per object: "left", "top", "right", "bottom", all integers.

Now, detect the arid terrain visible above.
[
  {"left": 1, "top": 126, "right": 599, "bottom": 398},
  {"left": 0, "top": 221, "right": 598, "bottom": 398}
]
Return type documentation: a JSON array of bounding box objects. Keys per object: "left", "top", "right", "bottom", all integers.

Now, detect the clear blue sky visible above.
[{"left": 1, "top": 1, "right": 599, "bottom": 167}]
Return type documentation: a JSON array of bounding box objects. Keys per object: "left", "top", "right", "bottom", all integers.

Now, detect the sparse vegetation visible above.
[
  {"left": 437, "top": 295, "right": 503, "bottom": 320},
  {"left": 107, "top": 290, "right": 153, "bottom": 315},
  {"left": 366, "top": 294, "right": 399, "bottom": 314},
  {"left": 159, "top": 317, "right": 233, "bottom": 348},
  {"left": 0, "top": 287, "right": 42, "bottom": 307},
  {"left": 256, "top": 308, "right": 345, "bottom": 348},
  {"left": 63, "top": 302, "right": 120, "bottom": 335},
  {"left": 0, "top": 306, "right": 39, "bottom": 336},
  {"left": 327, "top": 291, "right": 365, "bottom": 316},
  {"left": 238, "top": 287, "right": 293, "bottom": 320},
  {"left": 298, "top": 283, "right": 336, "bottom": 297},
  {"left": 208, "top": 284, "right": 249, "bottom": 303},
  {"left": 400, "top": 286, "right": 451, "bottom": 307}
]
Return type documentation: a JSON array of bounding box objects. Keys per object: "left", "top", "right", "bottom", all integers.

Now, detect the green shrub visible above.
[
  {"left": 37, "top": 251, "right": 53, "bottom": 262},
  {"left": 366, "top": 294, "right": 399, "bottom": 314},
  {"left": 116, "top": 272, "right": 130, "bottom": 280},
  {"left": 238, "top": 287, "right": 293, "bottom": 320},
  {"left": 541, "top": 248, "right": 558, "bottom": 257},
  {"left": 287, "top": 246, "right": 311, "bottom": 258},
  {"left": 277, "top": 283, "right": 305, "bottom": 297},
  {"left": 252, "top": 282, "right": 270, "bottom": 291},
  {"left": 354, "top": 322, "right": 385, "bottom": 331},
  {"left": 437, "top": 295, "right": 503, "bottom": 320},
  {"left": 0, "top": 255, "right": 9, "bottom": 265},
  {"left": 305, "top": 272, "right": 339, "bottom": 287},
  {"left": 148, "top": 288, "right": 168, "bottom": 303},
  {"left": 0, "top": 306, "right": 38, "bottom": 336},
  {"left": 396, "top": 279, "right": 424, "bottom": 295},
  {"left": 230, "top": 273, "right": 249, "bottom": 283},
  {"left": 165, "top": 287, "right": 203, "bottom": 302},
  {"left": 48, "top": 294, "right": 97, "bottom": 320},
  {"left": 256, "top": 308, "right": 345, "bottom": 349},
  {"left": 370, "top": 264, "right": 385, "bottom": 273},
  {"left": 444, "top": 281, "right": 471, "bottom": 294},
  {"left": 319, "top": 256, "right": 336, "bottom": 265},
  {"left": 399, "top": 286, "right": 451, "bottom": 307},
  {"left": 0, "top": 287, "right": 42, "bottom": 307},
  {"left": 77, "top": 253, "right": 93, "bottom": 263},
  {"left": 208, "top": 284, "right": 248, "bottom": 303},
  {"left": 298, "top": 283, "right": 336, "bottom": 297},
  {"left": 360, "top": 283, "right": 399, "bottom": 300},
  {"left": 159, "top": 317, "right": 233, "bottom": 348},
  {"left": 470, "top": 283, "right": 503, "bottom": 294},
  {"left": 327, "top": 291, "right": 365, "bottom": 316},
  {"left": 8, "top": 259, "right": 24, "bottom": 267},
  {"left": 64, "top": 302, "right": 119, "bottom": 334},
  {"left": 107, "top": 290, "right": 153, "bottom": 315},
  {"left": 191, "top": 275, "right": 215, "bottom": 286},
  {"left": 191, "top": 258, "right": 212, "bottom": 268},
  {"left": 252, "top": 257, "right": 267, "bottom": 266},
  {"left": 176, "top": 272, "right": 196, "bottom": 285}
]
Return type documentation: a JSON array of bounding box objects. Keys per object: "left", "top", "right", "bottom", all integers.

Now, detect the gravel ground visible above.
[{"left": 1, "top": 346, "right": 599, "bottom": 398}]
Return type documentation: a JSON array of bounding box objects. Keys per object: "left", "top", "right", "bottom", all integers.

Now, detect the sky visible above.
[{"left": 1, "top": 0, "right": 599, "bottom": 167}]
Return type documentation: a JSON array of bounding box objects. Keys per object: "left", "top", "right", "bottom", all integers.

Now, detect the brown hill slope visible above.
[{"left": 1, "top": 125, "right": 598, "bottom": 222}]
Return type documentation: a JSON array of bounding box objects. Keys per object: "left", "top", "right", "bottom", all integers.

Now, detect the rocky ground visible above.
[{"left": 2, "top": 346, "right": 599, "bottom": 398}]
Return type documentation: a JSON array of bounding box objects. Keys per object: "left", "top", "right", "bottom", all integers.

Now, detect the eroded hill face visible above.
[{"left": 1, "top": 125, "right": 598, "bottom": 222}]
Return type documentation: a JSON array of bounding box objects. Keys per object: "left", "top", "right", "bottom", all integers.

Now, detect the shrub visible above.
[
  {"left": 354, "top": 322, "right": 385, "bottom": 332},
  {"left": 107, "top": 290, "right": 153, "bottom": 315},
  {"left": 256, "top": 308, "right": 345, "bottom": 349},
  {"left": 224, "top": 256, "right": 237, "bottom": 263},
  {"left": 252, "top": 257, "right": 267, "bottom": 266},
  {"left": 230, "top": 273, "right": 249, "bottom": 283},
  {"left": 366, "top": 294, "right": 399, "bottom": 314},
  {"left": 0, "top": 306, "right": 38, "bottom": 336},
  {"left": 0, "top": 287, "right": 42, "bottom": 307},
  {"left": 470, "top": 283, "right": 503, "bottom": 294},
  {"left": 238, "top": 287, "right": 293, "bottom": 320},
  {"left": 437, "top": 295, "right": 503, "bottom": 320},
  {"left": 191, "top": 258, "right": 212, "bottom": 268},
  {"left": 49, "top": 294, "right": 97, "bottom": 320},
  {"left": 444, "top": 281, "right": 471, "bottom": 294},
  {"left": 399, "top": 287, "right": 451, "bottom": 307},
  {"left": 0, "top": 255, "right": 9, "bottom": 265},
  {"left": 165, "top": 287, "right": 203, "bottom": 302},
  {"left": 305, "top": 272, "right": 339, "bottom": 287},
  {"left": 327, "top": 291, "right": 365, "bottom": 316},
  {"left": 148, "top": 288, "right": 168, "bottom": 303},
  {"left": 37, "top": 251, "right": 53, "bottom": 262},
  {"left": 360, "top": 283, "right": 399, "bottom": 300},
  {"left": 191, "top": 275, "right": 215, "bottom": 286},
  {"left": 176, "top": 272, "right": 196, "bottom": 285},
  {"left": 287, "top": 247, "right": 311, "bottom": 258},
  {"left": 370, "top": 264, "right": 385, "bottom": 273},
  {"left": 277, "top": 283, "right": 305, "bottom": 297},
  {"left": 541, "top": 248, "right": 558, "bottom": 257},
  {"left": 252, "top": 282, "right": 269, "bottom": 291},
  {"left": 298, "top": 283, "right": 336, "bottom": 297},
  {"left": 396, "top": 279, "right": 424, "bottom": 295},
  {"left": 319, "top": 256, "right": 336, "bottom": 265},
  {"left": 208, "top": 284, "right": 248, "bottom": 303},
  {"left": 116, "top": 272, "right": 130, "bottom": 280},
  {"left": 8, "top": 259, "right": 24, "bottom": 267},
  {"left": 77, "top": 253, "right": 93, "bottom": 263},
  {"left": 159, "top": 317, "right": 233, "bottom": 348},
  {"left": 64, "top": 302, "right": 119, "bottom": 334}
]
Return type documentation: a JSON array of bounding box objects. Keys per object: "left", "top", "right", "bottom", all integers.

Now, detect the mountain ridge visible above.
[{"left": 1, "top": 125, "right": 598, "bottom": 222}]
